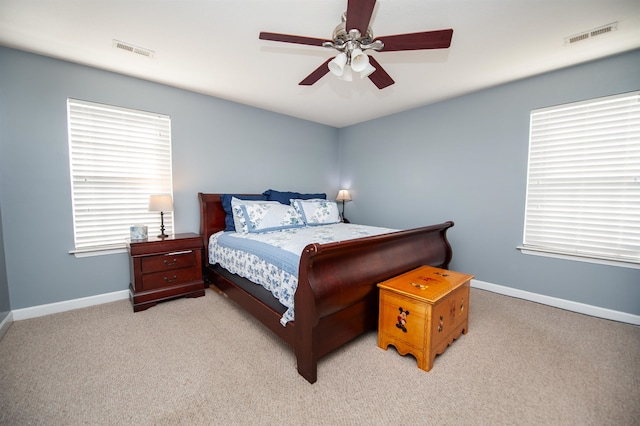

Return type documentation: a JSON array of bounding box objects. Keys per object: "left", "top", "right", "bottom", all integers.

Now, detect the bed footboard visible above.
[{"left": 295, "top": 222, "right": 454, "bottom": 383}]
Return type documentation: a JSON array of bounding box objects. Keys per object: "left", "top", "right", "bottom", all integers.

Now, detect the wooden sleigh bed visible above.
[{"left": 198, "top": 192, "right": 454, "bottom": 383}]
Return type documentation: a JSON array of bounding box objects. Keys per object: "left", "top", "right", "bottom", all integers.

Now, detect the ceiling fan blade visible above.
[
  {"left": 346, "top": 0, "right": 376, "bottom": 34},
  {"left": 299, "top": 58, "right": 333, "bottom": 86},
  {"left": 367, "top": 56, "right": 394, "bottom": 89},
  {"left": 377, "top": 29, "right": 453, "bottom": 51},
  {"left": 259, "top": 32, "right": 329, "bottom": 47}
]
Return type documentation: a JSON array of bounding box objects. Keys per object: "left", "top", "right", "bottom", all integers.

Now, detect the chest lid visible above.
[{"left": 378, "top": 266, "right": 474, "bottom": 302}]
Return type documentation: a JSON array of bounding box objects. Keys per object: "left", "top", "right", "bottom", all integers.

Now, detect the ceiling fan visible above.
[{"left": 259, "top": 0, "right": 453, "bottom": 89}]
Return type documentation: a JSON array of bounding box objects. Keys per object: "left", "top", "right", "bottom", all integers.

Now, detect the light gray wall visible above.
[
  {"left": 338, "top": 49, "right": 640, "bottom": 316},
  {"left": 0, "top": 47, "right": 338, "bottom": 310},
  {"left": 0, "top": 78, "right": 11, "bottom": 319},
  {"left": 0, "top": 196, "right": 10, "bottom": 319}
]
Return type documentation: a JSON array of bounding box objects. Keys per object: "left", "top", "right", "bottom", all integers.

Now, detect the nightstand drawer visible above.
[
  {"left": 141, "top": 267, "right": 200, "bottom": 291},
  {"left": 141, "top": 250, "right": 196, "bottom": 273}
]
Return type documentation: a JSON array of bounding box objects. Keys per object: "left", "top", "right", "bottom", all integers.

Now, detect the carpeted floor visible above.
[{"left": 1, "top": 287, "right": 638, "bottom": 425}]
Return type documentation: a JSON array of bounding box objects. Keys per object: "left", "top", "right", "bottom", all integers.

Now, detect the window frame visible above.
[
  {"left": 67, "top": 99, "right": 174, "bottom": 256},
  {"left": 520, "top": 91, "right": 640, "bottom": 269}
]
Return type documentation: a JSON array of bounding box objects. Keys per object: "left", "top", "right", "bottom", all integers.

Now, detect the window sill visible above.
[
  {"left": 69, "top": 246, "right": 128, "bottom": 258},
  {"left": 517, "top": 246, "right": 640, "bottom": 270}
]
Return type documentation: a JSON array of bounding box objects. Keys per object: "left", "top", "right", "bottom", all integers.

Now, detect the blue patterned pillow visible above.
[
  {"left": 291, "top": 199, "right": 340, "bottom": 226},
  {"left": 231, "top": 197, "right": 279, "bottom": 233},
  {"left": 232, "top": 202, "right": 305, "bottom": 234},
  {"left": 221, "top": 194, "right": 267, "bottom": 231}
]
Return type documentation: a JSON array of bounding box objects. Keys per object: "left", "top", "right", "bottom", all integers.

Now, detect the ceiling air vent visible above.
[
  {"left": 112, "top": 39, "right": 155, "bottom": 58},
  {"left": 564, "top": 22, "right": 618, "bottom": 45}
]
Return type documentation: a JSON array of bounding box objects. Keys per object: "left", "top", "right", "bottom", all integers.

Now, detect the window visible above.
[
  {"left": 67, "top": 99, "right": 173, "bottom": 254},
  {"left": 522, "top": 91, "right": 640, "bottom": 267}
]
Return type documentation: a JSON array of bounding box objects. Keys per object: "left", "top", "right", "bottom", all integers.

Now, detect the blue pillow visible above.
[
  {"left": 263, "top": 189, "right": 326, "bottom": 205},
  {"left": 221, "top": 194, "right": 267, "bottom": 231}
]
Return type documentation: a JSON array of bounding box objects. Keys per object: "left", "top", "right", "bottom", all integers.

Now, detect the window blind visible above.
[
  {"left": 67, "top": 99, "right": 173, "bottom": 252},
  {"left": 523, "top": 91, "right": 640, "bottom": 265}
]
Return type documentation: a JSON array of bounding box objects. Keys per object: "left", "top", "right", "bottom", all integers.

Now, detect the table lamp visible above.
[
  {"left": 149, "top": 194, "right": 173, "bottom": 238},
  {"left": 336, "top": 189, "right": 352, "bottom": 223}
]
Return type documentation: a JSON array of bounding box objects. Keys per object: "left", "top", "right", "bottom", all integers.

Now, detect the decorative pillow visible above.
[
  {"left": 263, "top": 189, "right": 326, "bottom": 205},
  {"left": 291, "top": 199, "right": 341, "bottom": 226},
  {"left": 232, "top": 202, "right": 305, "bottom": 234},
  {"left": 231, "top": 197, "right": 279, "bottom": 233},
  {"left": 221, "top": 194, "right": 267, "bottom": 231}
]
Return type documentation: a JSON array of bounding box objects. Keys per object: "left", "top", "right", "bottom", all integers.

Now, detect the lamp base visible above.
[{"left": 158, "top": 211, "right": 169, "bottom": 238}]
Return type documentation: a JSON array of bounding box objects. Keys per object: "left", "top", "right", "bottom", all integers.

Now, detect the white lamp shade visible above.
[
  {"left": 350, "top": 49, "right": 369, "bottom": 72},
  {"left": 149, "top": 194, "right": 173, "bottom": 212},
  {"left": 328, "top": 53, "right": 347, "bottom": 76},
  {"left": 338, "top": 65, "right": 353, "bottom": 81},
  {"left": 359, "top": 62, "right": 376, "bottom": 79},
  {"left": 336, "top": 189, "right": 352, "bottom": 202}
]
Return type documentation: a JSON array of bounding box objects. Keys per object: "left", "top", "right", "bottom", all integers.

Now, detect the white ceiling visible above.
[{"left": 1, "top": 0, "right": 639, "bottom": 128}]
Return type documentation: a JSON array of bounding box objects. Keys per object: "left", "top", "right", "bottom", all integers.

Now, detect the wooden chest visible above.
[{"left": 378, "top": 265, "right": 473, "bottom": 372}]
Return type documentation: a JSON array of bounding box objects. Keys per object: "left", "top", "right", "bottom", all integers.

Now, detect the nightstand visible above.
[{"left": 127, "top": 232, "right": 205, "bottom": 312}]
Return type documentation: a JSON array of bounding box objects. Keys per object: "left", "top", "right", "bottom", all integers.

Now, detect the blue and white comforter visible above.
[{"left": 209, "top": 223, "right": 396, "bottom": 325}]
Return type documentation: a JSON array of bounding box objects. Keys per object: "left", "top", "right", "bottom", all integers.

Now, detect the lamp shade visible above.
[
  {"left": 328, "top": 53, "right": 347, "bottom": 76},
  {"left": 359, "top": 62, "right": 376, "bottom": 79},
  {"left": 148, "top": 194, "right": 173, "bottom": 212},
  {"left": 350, "top": 49, "right": 369, "bottom": 72},
  {"left": 338, "top": 65, "right": 353, "bottom": 81},
  {"left": 336, "top": 189, "right": 352, "bottom": 202}
]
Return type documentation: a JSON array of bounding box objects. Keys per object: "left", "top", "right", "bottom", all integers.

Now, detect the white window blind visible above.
[
  {"left": 67, "top": 99, "right": 173, "bottom": 253},
  {"left": 523, "top": 91, "right": 640, "bottom": 266}
]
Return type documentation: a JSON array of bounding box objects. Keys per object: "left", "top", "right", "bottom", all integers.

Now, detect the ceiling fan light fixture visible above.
[
  {"left": 329, "top": 53, "right": 348, "bottom": 76},
  {"left": 338, "top": 65, "right": 353, "bottom": 81},
  {"left": 360, "top": 62, "right": 376, "bottom": 79},
  {"left": 350, "top": 48, "right": 369, "bottom": 72}
]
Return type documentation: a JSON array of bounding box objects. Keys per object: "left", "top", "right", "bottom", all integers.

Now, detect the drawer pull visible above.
[
  {"left": 164, "top": 258, "right": 177, "bottom": 266},
  {"left": 164, "top": 275, "right": 178, "bottom": 283},
  {"left": 166, "top": 250, "right": 192, "bottom": 256}
]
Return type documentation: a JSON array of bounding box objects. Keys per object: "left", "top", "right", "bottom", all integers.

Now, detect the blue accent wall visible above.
[{"left": 338, "top": 49, "right": 640, "bottom": 316}]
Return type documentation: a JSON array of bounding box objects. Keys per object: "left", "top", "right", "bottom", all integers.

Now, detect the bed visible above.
[{"left": 198, "top": 192, "right": 454, "bottom": 383}]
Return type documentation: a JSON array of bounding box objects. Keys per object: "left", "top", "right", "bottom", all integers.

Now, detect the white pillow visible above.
[
  {"left": 291, "top": 198, "right": 341, "bottom": 226},
  {"left": 232, "top": 201, "right": 305, "bottom": 234}
]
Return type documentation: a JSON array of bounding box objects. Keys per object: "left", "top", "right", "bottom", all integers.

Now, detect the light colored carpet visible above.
[{"left": 0, "top": 288, "right": 638, "bottom": 425}]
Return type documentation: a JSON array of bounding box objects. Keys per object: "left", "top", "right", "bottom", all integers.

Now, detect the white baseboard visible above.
[
  {"left": 11, "top": 290, "right": 129, "bottom": 321},
  {"left": 0, "top": 311, "right": 13, "bottom": 340},
  {"left": 6, "top": 283, "right": 639, "bottom": 326},
  {"left": 472, "top": 279, "right": 640, "bottom": 326}
]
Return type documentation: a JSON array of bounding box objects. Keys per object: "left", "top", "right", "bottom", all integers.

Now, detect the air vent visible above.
[
  {"left": 564, "top": 22, "right": 618, "bottom": 45},
  {"left": 112, "top": 40, "right": 155, "bottom": 58}
]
